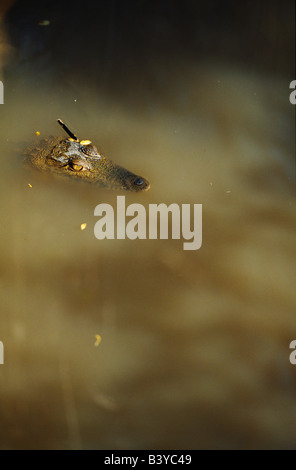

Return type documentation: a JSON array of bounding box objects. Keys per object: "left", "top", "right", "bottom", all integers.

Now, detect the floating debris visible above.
[
  {"left": 38, "top": 20, "right": 50, "bottom": 26},
  {"left": 35, "top": 131, "right": 40, "bottom": 136},
  {"left": 28, "top": 183, "right": 33, "bottom": 188},
  {"left": 94, "top": 335, "right": 102, "bottom": 347},
  {"left": 80, "top": 223, "right": 87, "bottom": 231},
  {"left": 93, "top": 393, "right": 117, "bottom": 411}
]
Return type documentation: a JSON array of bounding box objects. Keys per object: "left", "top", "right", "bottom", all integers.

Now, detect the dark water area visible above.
[{"left": 0, "top": 0, "right": 295, "bottom": 450}]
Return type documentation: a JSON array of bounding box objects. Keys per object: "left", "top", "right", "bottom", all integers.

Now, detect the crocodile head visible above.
[{"left": 25, "top": 120, "right": 150, "bottom": 192}]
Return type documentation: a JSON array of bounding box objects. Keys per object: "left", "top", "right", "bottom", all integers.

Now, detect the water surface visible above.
[{"left": 0, "top": 0, "right": 295, "bottom": 450}]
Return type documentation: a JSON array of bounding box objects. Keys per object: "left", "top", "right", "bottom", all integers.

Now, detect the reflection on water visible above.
[{"left": 0, "top": 0, "right": 295, "bottom": 450}]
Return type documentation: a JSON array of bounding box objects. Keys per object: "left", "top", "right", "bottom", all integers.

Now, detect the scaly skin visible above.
[{"left": 25, "top": 134, "right": 150, "bottom": 192}]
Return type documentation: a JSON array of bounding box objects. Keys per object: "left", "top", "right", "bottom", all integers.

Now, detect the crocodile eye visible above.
[
  {"left": 68, "top": 158, "right": 90, "bottom": 171},
  {"left": 81, "top": 145, "right": 101, "bottom": 158},
  {"left": 71, "top": 163, "right": 84, "bottom": 171}
]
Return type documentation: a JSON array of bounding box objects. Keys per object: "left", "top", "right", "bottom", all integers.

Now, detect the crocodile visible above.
[{"left": 25, "top": 119, "right": 150, "bottom": 192}]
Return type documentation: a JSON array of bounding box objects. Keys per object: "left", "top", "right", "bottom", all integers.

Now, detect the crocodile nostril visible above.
[{"left": 134, "top": 177, "right": 144, "bottom": 186}]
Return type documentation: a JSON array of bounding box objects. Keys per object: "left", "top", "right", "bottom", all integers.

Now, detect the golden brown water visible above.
[{"left": 0, "top": 1, "right": 295, "bottom": 450}]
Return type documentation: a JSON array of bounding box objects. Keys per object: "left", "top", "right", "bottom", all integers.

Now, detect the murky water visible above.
[{"left": 0, "top": 0, "right": 295, "bottom": 450}]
